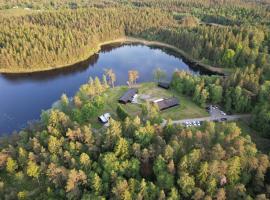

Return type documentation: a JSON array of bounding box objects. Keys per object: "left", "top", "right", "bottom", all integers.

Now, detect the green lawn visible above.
[
  {"left": 236, "top": 120, "right": 270, "bottom": 153},
  {"left": 138, "top": 82, "right": 209, "bottom": 120},
  {"left": 89, "top": 86, "right": 142, "bottom": 128},
  {"left": 89, "top": 82, "right": 209, "bottom": 128},
  {"left": 102, "top": 86, "right": 142, "bottom": 117}
]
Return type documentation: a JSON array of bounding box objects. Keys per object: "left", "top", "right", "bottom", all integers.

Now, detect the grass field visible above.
[
  {"left": 89, "top": 85, "right": 142, "bottom": 129},
  {"left": 139, "top": 83, "right": 209, "bottom": 120},
  {"left": 89, "top": 82, "right": 209, "bottom": 128}
]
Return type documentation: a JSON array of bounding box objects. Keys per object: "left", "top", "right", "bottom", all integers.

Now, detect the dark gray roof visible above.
[
  {"left": 156, "top": 97, "right": 179, "bottom": 110},
  {"left": 119, "top": 88, "right": 138, "bottom": 104},
  {"left": 158, "top": 82, "right": 170, "bottom": 89}
]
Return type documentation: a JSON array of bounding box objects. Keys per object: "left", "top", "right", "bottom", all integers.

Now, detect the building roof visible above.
[
  {"left": 153, "top": 98, "right": 164, "bottom": 103},
  {"left": 119, "top": 88, "right": 138, "bottom": 104},
  {"left": 156, "top": 97, "right": 179, "bottom": 110},
  {"left": 158, "top": 82, "right": 170, "bottom": 89},
  {"left": 98, "top": 113, "right": 111, "bottom": 123}
]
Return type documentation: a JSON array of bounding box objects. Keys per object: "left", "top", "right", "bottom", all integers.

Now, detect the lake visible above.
[{"left": 0, "top": 43, "right": 213, "bottom": 135}]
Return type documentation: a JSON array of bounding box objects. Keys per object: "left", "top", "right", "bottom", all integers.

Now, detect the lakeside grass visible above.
[
  {"left": 89, "top": 82, "right": 209, "bottom": 128},
  {"left": 89, "top": 85, "right": 142, "bottom": 129},
  {"left": 138, "top": 82, "right": 209, "bottom": 120}
]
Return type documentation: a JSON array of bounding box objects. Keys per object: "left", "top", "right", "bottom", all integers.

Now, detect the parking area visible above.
[
  {"left": 207, "top": 105, "right": 227, "bottom": 120},
  {"left": 184, "top": 120, "right": 202, "bottom": 127},
  {"left": 183, "top": 105, "right": 227, "bottom": 127}
]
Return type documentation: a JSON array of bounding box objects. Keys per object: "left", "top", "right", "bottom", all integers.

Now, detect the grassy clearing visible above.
[
  {"left": 102, "top": 86, "right": 142, "bottom": 117},
  {"left": 89, "top": 82, "right": 209, "bottom": 128},
  {"left": 89, "top": 86, "right": 142, "bottom": 128},
  {"left": 236, "top": 120, "right": 270, "bottom": 153},
  {"left": 139, "top": 82, "right": 209, "bottom": 120}
]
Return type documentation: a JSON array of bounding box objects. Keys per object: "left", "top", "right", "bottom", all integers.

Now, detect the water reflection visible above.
[{"left": 0, "top": 43, "right": 214, "bottom": 135}]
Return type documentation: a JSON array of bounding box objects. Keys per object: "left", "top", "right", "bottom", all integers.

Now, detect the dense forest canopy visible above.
[
  {"left": 0, "top": 0, "right": 270, "bottom": 9},
  {"left": 0, "top": 7, "right": 173, "bottom": 71},
  {"left": 0, "top": 76, "right": 270, "bottom": 199},
  {"left": 1, "top": 0, "right": 270, "bottom": 199},
  {"left": 0, "top": 0, "right": 269, "bottom": 72}
]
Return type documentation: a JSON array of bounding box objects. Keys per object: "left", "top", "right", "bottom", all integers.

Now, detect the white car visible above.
[
  {"left": 185, "top": 121, "right": 192, "bottom": 127},
  {"left": 221, "top": 111, "right": 226, "bottom": 116},
  {"left": 98, "top": 113, "right": 111, "bottom": 124}
]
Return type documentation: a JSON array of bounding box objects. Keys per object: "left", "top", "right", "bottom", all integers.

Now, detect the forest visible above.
[
  {"left": 1, "top": 0, "right": 270, "bottom": 199},
  {"left": 0, "top": 7, "right": 173, "bottom": 71},
  {"left": 0, "top": 0, "right": 269, "bottom": 73},
  {"left": 171, "top": 67, "right": 270, "bottom": 136},
  {"left": 0, "top": 76, "right": 270, "bottom": 199}
]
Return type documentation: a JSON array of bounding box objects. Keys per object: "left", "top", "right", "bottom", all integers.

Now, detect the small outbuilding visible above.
[
  {"left": 155, "top": 97, "right": 179, "bottom": 111},
  {"left": 119, "top": 88, "right": 138, "bottom": 104},
  {"left": 158, "top": 82, "right": 170, "bottom": 89}
]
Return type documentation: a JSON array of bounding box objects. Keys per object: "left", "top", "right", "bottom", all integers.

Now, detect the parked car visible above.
[
  {"left": 221, "top": 111, "right": 226, "bottom": 116},
  {"left": 98, "top": 113, "right": 111, "bottom": 124},
  {"left": 220, "top": 118, "right": 227, "bottom": 121}
]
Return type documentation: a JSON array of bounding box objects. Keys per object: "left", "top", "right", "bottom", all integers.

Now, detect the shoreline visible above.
[{"left": 0, "top": 37, "right": 226, "bottom": 75}]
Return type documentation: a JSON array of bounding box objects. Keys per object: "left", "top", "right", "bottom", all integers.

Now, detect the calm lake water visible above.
[{"left": 0, "top": 43, "right": 212, "bottom": 135}]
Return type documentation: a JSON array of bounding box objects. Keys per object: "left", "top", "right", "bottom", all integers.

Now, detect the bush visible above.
[{"left": 116, "top": 104, "right": 129, "bottom": 120}]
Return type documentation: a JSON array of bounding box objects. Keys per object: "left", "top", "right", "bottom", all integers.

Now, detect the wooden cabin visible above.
[
  {"left": 119, "top": 88, "right": 138, "bottom": 104},
  {"left": 156, "top": 97, "right": 179, "bottom": 110},
  {"left": 158, "top": 82, "right": 170, "bottom": 89}
]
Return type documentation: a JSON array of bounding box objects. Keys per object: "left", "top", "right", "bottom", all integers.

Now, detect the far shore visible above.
[{"left": 0, "top": 37, "right": 226, "bottom": 75}]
